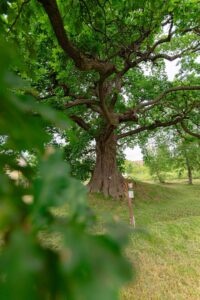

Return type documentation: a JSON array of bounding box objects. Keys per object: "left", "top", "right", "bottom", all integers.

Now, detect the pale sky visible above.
[
  {"left": 125, "top": 60, "right": 179, "bottom": 161},
  {"left": 124, "top": 145, "right": 143, "bottom": 161}
]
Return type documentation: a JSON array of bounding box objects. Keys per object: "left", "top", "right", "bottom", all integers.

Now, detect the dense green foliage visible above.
[
  {"left": 0, "top": 0, "right": 200, "bottom": 297},
  {"left": 0, "top": 41, "right": 132, "bottom": 299},
  {"left": 0, "top": 0, "right": 199, "bottom": 189},
  {"left": 143, "top": 141, "right": 172, "bottom": 183}
]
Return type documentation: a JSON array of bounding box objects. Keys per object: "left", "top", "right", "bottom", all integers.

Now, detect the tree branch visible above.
[
  {"left": 65, "top": 97, "right": 102, "bottom": 114},
  {"left": 149, "top": 42, "right": 200, "bottom": 62},
  {"left": 107, "top": 76, "right": 122, "bottom": 110},
  {"left": 118, "top": 110, "right": 138, "bottom": 123},
  {"left": 117, "top": 115, "right": 186, "bottom": 139},
  {"left": 117, "top": 86, "right": 200, "bottom": 125},
  {"left": 65, "top": 98, "right": 98, "bottom": 109},
  {"left": 119, "top": 24, "right": 200, "bottom": 75},
  {"left": 150, "top": 15, "right": 174, "bottom": 53},
  {"left": 9, "top": 0, "right": 30, "bottom": 31},
  {"left": 181, "top": 122, "right": 200, "bottom": 139},
  {"left": 98, "top": 79, "right": 116, "bottom": 124},
  {"left": 70, "top": 115, "right": 91, "bottom": 131},
  {"left": 38, "top": 0, "right": 116, "bottom": 76},
  {"left": 80, "top": 0, "right": 107, "bottom": 38},
  {"left": 135, "top": 85, "right": 200, "bottom": 111}
]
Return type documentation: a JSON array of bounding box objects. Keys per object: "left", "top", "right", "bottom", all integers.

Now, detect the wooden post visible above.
[{"left": 127, "top": 181, "right": 135, "bottom": 227}]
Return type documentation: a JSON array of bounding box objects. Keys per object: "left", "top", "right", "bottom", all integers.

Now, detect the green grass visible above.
[{"left": 89, "top": 180, "right": 200, "bottom": 300}]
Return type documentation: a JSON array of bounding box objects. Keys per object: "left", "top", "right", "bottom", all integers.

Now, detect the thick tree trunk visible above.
[{"left": 88, "top": 131, "right": 125, "bottom": 199}]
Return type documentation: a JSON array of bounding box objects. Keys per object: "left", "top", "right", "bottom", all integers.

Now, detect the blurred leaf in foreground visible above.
[{"left": 0, "top": 37, "right": 133, "bottom": 299}]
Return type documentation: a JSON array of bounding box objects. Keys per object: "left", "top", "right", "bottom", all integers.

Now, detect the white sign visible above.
[{"left": 128, "top": 190, "right": 134, "bottom": 199}]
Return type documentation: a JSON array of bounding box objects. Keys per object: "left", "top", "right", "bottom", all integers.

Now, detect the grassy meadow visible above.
[{"left": 89, "top": 180, "right": 200, "bottom": 300}]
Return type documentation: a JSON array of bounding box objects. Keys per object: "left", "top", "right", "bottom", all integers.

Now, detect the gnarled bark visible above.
[{"left": 88, "top": 131, "right": 125, "bottom": 199}]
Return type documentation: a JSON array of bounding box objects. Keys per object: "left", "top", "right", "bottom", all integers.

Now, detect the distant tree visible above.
[
  {"left": 125, "top": 161, "right": 134, "bottom": 178},
  {"left": 142, "top": 141, "right": 172, "bottom": 183},
  {"left": 172, "top": 135, "right": 200, "bottom": 184},
  {"left": 141, "top": 127, "right": 200, "bottom": 184}
]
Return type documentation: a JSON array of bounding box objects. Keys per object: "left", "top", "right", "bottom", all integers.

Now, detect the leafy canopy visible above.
[{"left": 1, "top": 0, "right": 200, "bottom": 183}]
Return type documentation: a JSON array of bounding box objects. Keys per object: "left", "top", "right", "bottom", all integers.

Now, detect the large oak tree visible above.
[{"left": 2, "top": 0, "right": 200, "bottom": 198}]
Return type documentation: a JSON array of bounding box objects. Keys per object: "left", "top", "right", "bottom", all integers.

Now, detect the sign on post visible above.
[
  {"left": 128, "top": 182, "right": 134, "bottom": 199},
  {"left": 127, "top": 181, "right": 135, "bottom": 227},
  {"left": 128, "top": 190, "right": 134, "bottom": 199}
]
